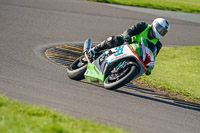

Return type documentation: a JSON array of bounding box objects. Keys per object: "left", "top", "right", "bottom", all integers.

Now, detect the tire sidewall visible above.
[{"left": 66, "top": 56, "right": 88, "bottom": 80}]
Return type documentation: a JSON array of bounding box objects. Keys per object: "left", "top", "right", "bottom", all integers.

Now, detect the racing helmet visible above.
[{"left": 151, "top": 18, "right": 170, "bottom": 39}]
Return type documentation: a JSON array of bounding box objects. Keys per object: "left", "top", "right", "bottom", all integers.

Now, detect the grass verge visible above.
[
  {"left": 0, "top": 95, "right": 129, "bottom": 133},
  {"left": 89, "top": 0, "right": 200, "bottom": 13},
  {"left": 137, "top": 46, "right": 200, "bottom": 103}
]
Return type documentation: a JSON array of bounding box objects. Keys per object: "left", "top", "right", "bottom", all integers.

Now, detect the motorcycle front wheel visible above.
[
  {"left": 66, "top": 55, "right": 88, "bottom": 80},
  {"left": 104, "top": 65, "right": 139, "bottom": 90}
]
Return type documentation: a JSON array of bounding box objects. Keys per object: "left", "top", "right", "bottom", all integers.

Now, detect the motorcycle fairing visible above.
[
  {"left": 105, "top": 42, "right": 147, "bottom": 79},
  {"left": 84, "top": 41, "right": 151, "bottom": 84},
  {"left": 84, "top": 63, "right": 105, "bottom": 84}
]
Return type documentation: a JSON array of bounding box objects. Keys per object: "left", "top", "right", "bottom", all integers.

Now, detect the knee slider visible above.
[
  {"left": 106, "top": 36, "right": 114, "bottom": 43},
  {"left": 105, "top": 36, "right": 115, "bottom": 49},
  {"left": 105, "top": 35, "right": 124, "bottom": 48},
  {"left": 115, "top": 35, "right": 124, "bottom": 45}
]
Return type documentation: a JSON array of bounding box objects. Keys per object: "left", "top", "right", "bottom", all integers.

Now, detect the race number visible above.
[{"left": 114, "top": 46, "right": 124, "bottom": 56}]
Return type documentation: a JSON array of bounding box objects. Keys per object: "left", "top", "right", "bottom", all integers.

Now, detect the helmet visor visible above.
[{"left": 155, "top": 23, "right": 168, "bottom": 36}]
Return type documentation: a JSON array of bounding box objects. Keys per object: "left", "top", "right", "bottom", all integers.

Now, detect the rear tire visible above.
[
  {"left": 66, "top": 55, "right": 88, "bottom": 80},
  {"left": 104, "top": 65, "right": 139, "bottom": 90}
]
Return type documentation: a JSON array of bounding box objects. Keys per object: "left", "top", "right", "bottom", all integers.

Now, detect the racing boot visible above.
[
  {"left": 88, "top": 47, "right": 97, "bottom": 57},
  {"left": 88, "top": 35, "right": 124, "bottom": 57},
  {"left": 93, "top": 35, "right": 124, "bottom": 53},
  {"left": 87, "top": 40, "right": 107, "bottom": 58}
]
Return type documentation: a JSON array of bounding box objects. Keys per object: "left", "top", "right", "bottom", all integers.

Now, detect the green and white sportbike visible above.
[{"left": 67, "top": 38, "right": 157, "bottom": 90}]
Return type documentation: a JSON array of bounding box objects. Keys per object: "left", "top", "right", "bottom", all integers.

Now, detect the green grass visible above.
[
  {"left": 89, "top": 0, "right": 200, "bottom": 13},
  {"left": 0, "top": 95, "right": 129, "bottom": 133},
  {"left": 139, "top": 46, "right": 200, "bottom": 102}
]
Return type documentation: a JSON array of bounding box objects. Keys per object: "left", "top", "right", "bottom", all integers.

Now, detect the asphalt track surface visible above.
[{"left": 0, "top": 0, "right": 200, "bottom": 133}]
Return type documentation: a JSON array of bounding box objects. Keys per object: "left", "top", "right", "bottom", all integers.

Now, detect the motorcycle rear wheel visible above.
[
  {"left": 66, "top": 55, "right": 88, "bottom": 80},
  {"left": 104, "top": 65, "right": 139, "bottom": 90}
]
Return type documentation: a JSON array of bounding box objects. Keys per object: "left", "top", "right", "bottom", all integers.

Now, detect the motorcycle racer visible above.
[{"left": 89, "top": 18, "right": 170, "bottom": 75}]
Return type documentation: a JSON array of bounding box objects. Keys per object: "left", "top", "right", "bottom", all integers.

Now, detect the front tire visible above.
[
  {"left": 104, "top": 65, "right": 139, "bottom": 90},
  {"left": 66, "top": 55, "right": 88, "bottom": 80}
]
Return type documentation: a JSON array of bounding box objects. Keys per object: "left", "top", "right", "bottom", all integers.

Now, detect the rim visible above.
[
  {"left": 70, "top": 56, "right": 87, "bottom": 70},
  {"left": 107, "top": 64, "right": 131, "bottom": 83}
]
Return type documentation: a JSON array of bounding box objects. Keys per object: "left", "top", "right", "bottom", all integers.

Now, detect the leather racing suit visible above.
[{"left": 92, "top": 22, "right": 163, "bottom": 75}]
